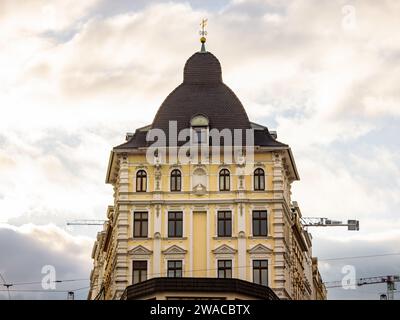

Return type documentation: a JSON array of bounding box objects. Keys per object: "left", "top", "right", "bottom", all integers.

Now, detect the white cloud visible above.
[
  {"left": 0, "top": 0, "right": 99, "bottom": 34},
  {"left": 0, "top": 0, "right": 400, "bottom": 299}
]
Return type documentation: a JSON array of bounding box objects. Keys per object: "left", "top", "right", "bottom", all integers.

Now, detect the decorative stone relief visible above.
[
  {"left": 162, "top": 245, "right": 187, "bottom": 255},
  {"left": 154, "top": 169, "right": 161, "bottom": 191},
  {"left": 192, "top": 167, "right": 207, "bottom": 195},
  {"left": 247, "top": 243, "right": 273, "bottom": 255},
  {"left": 128, "top": 245, "right": 153, "bottom": 257},
  {"left": 154, "top": 232, "right": 161, "bottom": 240},
  {"left": 212, "top": 244, "right": 237, "bottom": 255},
  {"left": 193, "top": 183, "right": 206, "bottom": 195}
]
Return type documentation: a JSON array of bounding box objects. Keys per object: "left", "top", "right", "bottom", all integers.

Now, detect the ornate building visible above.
[{"left": 88, "top": 36, "right": 327, "bottom": 300}]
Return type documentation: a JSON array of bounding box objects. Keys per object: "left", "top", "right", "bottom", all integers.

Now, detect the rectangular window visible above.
[
  {"left": 133, "top": 212, "right": 148, "bottom": 238},
  {"left": 217, "top": 211, "right": 232, "bottom": 237},
  {"left": 253, "top": 260, "right": 268, "bottom": 286},
  {"left": 168, "top": 211, "right": 183, "bottom": 237},
  {"left": 132, "top": 260, "right": 147, "bottom": 284},
  {"left": 167, "top": 260, "right": 183, "bottom": 278},
  {"left": 252, "top": 210, "right": 268, "bottom": 236},
  {"left": 217, "top": 260, "right": 232, "bottom": 279}
]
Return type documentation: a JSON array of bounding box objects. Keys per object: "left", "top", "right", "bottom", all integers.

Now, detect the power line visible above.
[
  {"left": 0, "top": 284, "right": 97, "bottom": 294},
  {"left": 9, "top": 278, "right": 89, "bottom": 286},
  {"left": 319, "top": 252, "right": 400, "bottom": 262},
  {"left": 2, "top": 251, "right": 400, "bottom": 287}
]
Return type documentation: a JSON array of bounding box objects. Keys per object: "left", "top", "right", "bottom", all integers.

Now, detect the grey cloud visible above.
[
  {"left": 0, "top": 225, "right": 93, "bottom": 300},
  {"left": 312, "top": 236, "right": 400, "bottom": 300}
]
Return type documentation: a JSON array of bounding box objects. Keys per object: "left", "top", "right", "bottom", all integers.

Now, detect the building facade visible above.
[{"left": 88, "top": 42, "right": 327, "bottom": 300}]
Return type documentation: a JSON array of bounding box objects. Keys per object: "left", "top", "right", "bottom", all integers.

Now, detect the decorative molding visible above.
[
  {"left": 154, "top": 171, "right": 161, "bottom": 191},
  {"left": 212, "top": 244, "right": 237, "bottom": 255},
  {"left": 154, "top": 232, "right": 161, "bottom": 240},
  {"left": 193, "top": 164, "right": 207, "bottom": 171},
  {"left": 169, "top": 163, "right": 182, "bottom": 169},
  {"left": 247, "top": 243, "right": 272, "bottom": 255},
  {"left": 162, "top": 245, "right": 187, "bottom": 255},
  {"left": 254, "top": 162, "right": 265, "bottom": 168},
  {"left": 128, "top": 245, "right": 153, "bottom": 256},
  {"left": 135, "top": 165, "right": 148, "bottom": 170},
  {"left": 193, "top": 183, "right": 207, "bottom": 195},
  {"left": 218, "top": 163, "right": 230, "bottom": 169},
  {"left": 236, "top": 154, "right": 246, "bottom": 167},
  {"left": 238, "top": 231, "right": 246, "bottom": 239},
  {"left": 212, "top": 236, "right": 238, "bottom": 240},
  {"left": 153, "top": 155, "right": 162, "bottom": 169}
]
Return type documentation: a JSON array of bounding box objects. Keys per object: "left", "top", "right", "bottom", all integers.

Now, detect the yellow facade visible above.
[{"left": 89, "top": 147, "right": 325, "bottom": 300}]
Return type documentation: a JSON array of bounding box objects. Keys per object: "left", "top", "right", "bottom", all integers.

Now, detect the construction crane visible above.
[
  {"left": 66, "top": 219, "right": 105, "bottom": 226},
  {"left": 325, "top": 275, "right": 399, "bottom": 300},
  {"left": 301, "top": 217, "right": 360, "bottom": 231}
]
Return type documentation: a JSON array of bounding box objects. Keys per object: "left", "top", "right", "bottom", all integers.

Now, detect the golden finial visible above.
[{"left": 199, "top": 18, "right": 208, "bottom": 52}]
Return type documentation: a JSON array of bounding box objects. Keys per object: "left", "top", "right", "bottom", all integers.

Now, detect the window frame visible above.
[
  {"left": 217, "top": 211, "right": 232, "bottom": 237},
  {"left": 133, "top": 211, "right": 148, "bottom": 238},
  {"left": 167, "top": 260, "right": 183, "bottom": 278},
  {"left": 219, "top": 169, "right": 230, "bottom": 191},
  {"left": 254, "top": 168, "right": 265, "bottom": 191},
  {"left": 217, "top": 260, "right": 232, "bottom": 279},
  {"left": 252, "top": 210, "right": 268, "bottom": 237},
  {"left": 252, "top": 259, "right": 268, "bottom": 286},
  {"left": 132, "top": 260, "right": 147, "bottom": 284},
  {"left": 136, "top": 170, "right": 147, "bottom": 192},
  {"left": 170, "top": 169, "right": 182, "bottom": 192},
  {"left": 168, "top": 211, "right": 183, "bottom": 238}
]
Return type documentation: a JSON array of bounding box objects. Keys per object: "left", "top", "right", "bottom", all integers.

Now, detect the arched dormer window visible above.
[
  {"left": 254, "top": 168, "right": 265, "bottom": 191},
  {"left": 136, "top": 170, "right": 147, "bottom": 192},
  {"left": 191, "top": 114, "right": 209, "bottom": 145},
  {"left": 219, "top": 169, "right": 230, "bottom": 191},
  {"left": 170, "top": 169, "right": 182, "bottom": 192}
]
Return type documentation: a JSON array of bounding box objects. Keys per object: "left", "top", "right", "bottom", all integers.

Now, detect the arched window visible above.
[
  {"left": 136, "top": 170, "right": 147, "bottom": 192},
  {"left": 254, "top": 168, "right": 265, "bottom": 191},
  {"left": 170, "top": 169, "right": 182, "bottom": 192},
  {"left": 219, "top": 169, "right": 230, "bottom": 191}
]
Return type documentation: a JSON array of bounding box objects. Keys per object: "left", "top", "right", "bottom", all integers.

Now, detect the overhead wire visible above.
[{"left": 1, "top": 251, "right": 399, "bottom": 298}]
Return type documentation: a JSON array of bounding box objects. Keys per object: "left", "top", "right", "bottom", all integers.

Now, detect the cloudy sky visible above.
[{"left": 1, "top": 0, "right": 399, "bottom": 300}]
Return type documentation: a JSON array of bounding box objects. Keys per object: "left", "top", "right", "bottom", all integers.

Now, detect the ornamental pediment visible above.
[
  {"left": 212, "top": 244, "right": 237, "bottom": 255},
  {"left": 247, "top": 244, "right": 272, "bottom": 255},
  {"left": 162, "top": 245, "right": 187, "bottom": 255},
  {"left": 128, "top": 245, "right": 153, "bottom": 256}
]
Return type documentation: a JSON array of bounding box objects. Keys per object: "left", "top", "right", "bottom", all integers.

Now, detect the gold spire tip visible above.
[{"left": 199, "top": 18, "right": 208, "bottom": 52}]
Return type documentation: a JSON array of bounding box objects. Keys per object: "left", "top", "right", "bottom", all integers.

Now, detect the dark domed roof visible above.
[
  {"left": 114, "top": 50, "right": 288, "bottom": 150},
  {"left": 151, "top": 51, "right": 251, "bottom": 138}
]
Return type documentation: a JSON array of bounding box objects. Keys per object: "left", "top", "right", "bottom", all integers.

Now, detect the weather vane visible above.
[{"left": 199, "top": 18, "right": 208, "bottom": 52}]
